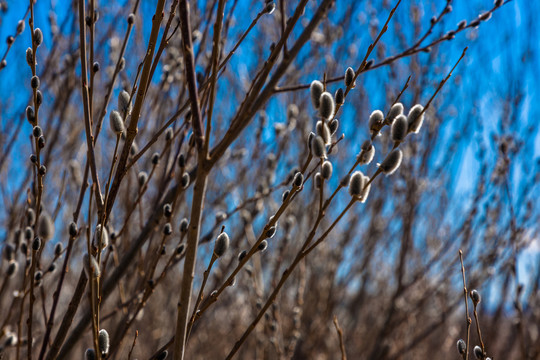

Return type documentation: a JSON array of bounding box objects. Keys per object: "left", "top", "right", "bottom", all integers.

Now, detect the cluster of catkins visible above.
[
  {"left": 109, "top": 90, "right": 132, "bottom": 136},
  {"left": 307, "top": 66, "right": 427, "bottom": 203},
  {"left": 83, "top": 224, "right": 109, "bottom": 279},
  {"left": 84, "top": 329, "right": 109, "bottom": 359}
]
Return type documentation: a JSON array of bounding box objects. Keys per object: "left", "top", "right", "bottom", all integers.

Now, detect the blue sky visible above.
[{"left": 1, "top": 0, "right": 538, "bottom": 310}]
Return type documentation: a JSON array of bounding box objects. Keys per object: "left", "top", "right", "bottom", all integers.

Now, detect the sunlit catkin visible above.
[
  {"left": 7, "top": 260, "right": 18, "bottom": 277},
  {"left": 31, "top": 75, "right": 40, "bottom": 89},
  {"left": 264, "top": 2, "right": 276, "bottom": 15},
  {"left": 359, "top": 175, "right": 371, "bottom": 203},
  {"left": 310, "top": 80, "right": 324, "bottom": 109},
  {"left": 335, "top": 88, "right": 344, "bottom": 105},
  {"left": 386, "top": 102, "right": 403, "bottom": 125},
  {"left": 26, "top": 208, "right": 35, "bottom": 225},
  {"left": 319, "top": 92, "right": 335, "bottom": 120},
  {"left": 165, "top": 127, "right": 174, "bottom": 141},
  {"left": 26, "top": 47, "right": 33, "bottom": 66},
  {"left": 109, "top": 110, "right": 124, "bottom": 135},
  {"left": 54, "top": 242, "right": 63, "bottom": 256},
  {"left": 214, "top": 232, "right": 230, "bottom": 257},
  {"left": 163, "top": 223, "right": 172, "bottom": 236},
  {"left": 85, "top": 348, "right": 96, "bottom": 360},
  {"left": 179, "top": 218, "right": 189, "bottom": 233},
  {"left": 34, "top": 28, "right": 43, "bottom": 46},
  {"left": 345, "top": 67, "right": 355, "bottom": 87},
  {"left": 470, "top": 289, "right": 481, "bottom": 304},
  {"left": 379, "top": 149, "right": 403, "bottom": 175},
  {"left": 258, "top": 240, "right": 268, "bottom": 252},
  {"left": 181, "top": 172, "right": 190, "bottom": 188},
  {"left": 312, "top": 135, "right": 326, "bottom": 158},
  {"left": 98, "top": 329, "right": 110, "bottom": 356},
  {"left": 391, "top": 114, "right": 408, "bottom": 142},
  {"left": 32, "top": 125, "right": 43, "bottom": 139},
  {"left": 25, "top": 227, "right": 34, "bottom": 241},
  {"left": 238, "top": 250, "right": 247, "bottom": 262},
  {"left": 152, "top": 152, "right": 160, "bottom": 165},
  {"left": 26, "top": 106, "right": 35, "bottom": 125},
  {"left": 163, "top": 203, "right": 172, "bottom": 218},
  {"left": 348, "top": 171, "right": 365, "bottom": 197},
  {"left": 157, "top": 350, "right": 169, "bottom": 360},
  {"left": 314, "top": 172, "right": 322, "bottom": 189},
  {"left": 138, "top": 171, "right": 148, "bottom": 187},
  {"left": 474, "top": 346, "right": 483, "bottom": 359},
  {"left": 456, "top": 339, "right": 466, "bottom": 355},
  {"left": 17, "top": 20, "right": 25, "bottom": 34},
  {"left": 321, "top": 160, "right": 333, "bottom": 179},
  {"left": 36, "top": 90, "right": 43, "bottom": 106},
  {"left": 407, "top": 104, "right": 425, "bottom": 133},
  {"left": 94, "top": 224, "right": 109, "bottom": 251},
  {"left": 293, "top": 172, "right": 304, "bottom": 187},
  {"left": 69, "top": 222, "right": 78, "bottom": 237},
  {"left": 316, "top": 121, "right": 331, "bottom": 145},
  {"left": 83, "top": 254, "right": 100, "bottom": 278},
  {"left": 118, "top": 90, "right": 132, "bottom": 114},
  {"left": 287, "top": 103, "right": 299, "bottom": 118},
  {"left": 4, "top": 244, "right": 14, "bottom": 261},
  {"left": 357, "top": 140, "right": 375, "bottom": 165},
  {"left": 38, "top": 211, "right": 54, "bottom": 240},
  {"left": 368, "top": 110, "right": 384, "bottom": 135},
  {"left": 329, "top": 119, "right": 339, "bottom": 135}
]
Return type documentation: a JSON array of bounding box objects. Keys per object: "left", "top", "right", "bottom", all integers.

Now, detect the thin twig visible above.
[
  {"left": 459, "top": 250, "right": 471, "bottom": 360},
  {"left": 472, "top": 303, "right": 485, "bottom": 354},
  {"left": 104, "top": 0, "right": 166, "bottom": 221},
  {"left": 128, "top": 330, "right": 139, "bottom": 360},
  {"left": 172, "top": 0, "right": 224, "bottom": 358},
  {"left": 333, "top": 315, "right": 347, "bottom": 360}
]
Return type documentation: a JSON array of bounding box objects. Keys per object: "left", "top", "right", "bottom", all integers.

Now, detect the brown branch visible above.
[
  {"left": 333, "top": 315, "right": 347, "bottom": 360},
  {"left": 208, "top": 0, "right": 323, "bottom": 168},
  {"left": 177, "top": 0, "right": 204, "bottom": 148},
  {"left": 45, "top": 271, "right": 88, "bottom": 360},
  {"left": 459, "top": 250, "right": 471, "bottom": 360},
  {"left": 104, "top": 0, "right": 166, "bottom": 221},
  {"left": 77, "top": 0, "right": 104, "bottom": 214},
  {"left": 37, "top": 233, "right": 77, "bottom": 360},
  {"left": 172, "top": 0, "right": 225, "bottom": 357}
]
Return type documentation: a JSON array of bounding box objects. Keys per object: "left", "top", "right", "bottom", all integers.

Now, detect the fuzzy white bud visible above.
[
  {"left": 38, "top": 211, "right": 54, "bottom": 240},
  {"left": 391, "top": 114, "right": 408, "bottom": 142},
  {"left": 310, "top": 80, "right": 324, "bottom": 109},
  {"left": 319, "top": 92, "right": 335, "bottom": 120},
  {"left": 214, "top": 232, "right": 229, "bottom": 257},
  {"left": 379, "top": 149, "right": 403, "bottom": 175},
  {"left": 316, "top": 121, "right": 331, "bottom": 145},
  {"left": 369, "top": 110, "right": 384, "bottom": 135},
  {"left": 98, "top": 329, "right": 110, "bottom": 355},
  {"left": 344, "top": 67, "right": 355, "bottom": 87},
  {"left": 118, "top": 90, "right": 132, "bottom": 114},
  {"left": 357, "top": 140, "right": 375, "bottom": 165},
  {"left": 109, "top": 110, "right": 124, "bottom": 134},
  {"left": 321, "top": 161, "right": 333, "bottom": 179},
  {"left": 407, "top": 104, "right": 425, "bottom": 133},
  {"left": 311, "top": 135, "right": 326, "bottom": 158},
  {"left": 348, "top": 171, "right": 365, "bottom": 197},
  {"left": 386, "top": 102, "right": 403, "bottom": 125}
]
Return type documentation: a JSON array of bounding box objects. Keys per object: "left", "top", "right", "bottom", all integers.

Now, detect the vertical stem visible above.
[
  {"left": 459, "top": 250, "right": 471, "bottom": 360},
  {"left": 77, "top": 0, "right": 104, "bottom": 213},
  {"left": 173, "top": 0, "right": 225, "bottom": 358},
  {"left": 104, "top": 0, "right": 166, "bottom": 219},
  {"left": 177, "top": 0, "right": 204, "bottom": 148},
  {"left": 173, "top": 165, "right": 208, "bottom": 360}
]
